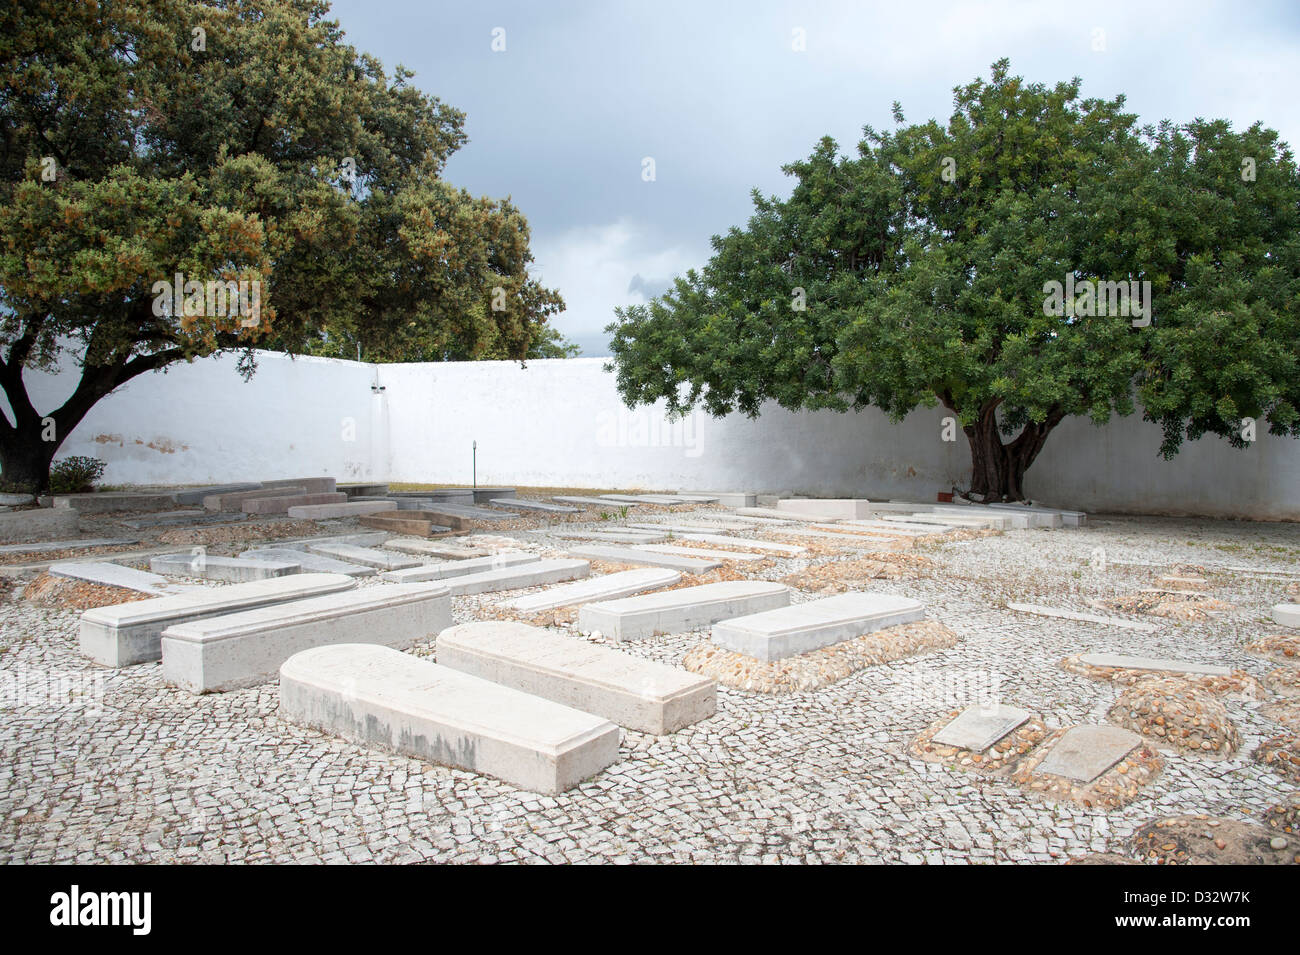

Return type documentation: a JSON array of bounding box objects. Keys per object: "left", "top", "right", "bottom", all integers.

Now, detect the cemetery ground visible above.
[{"left": 1, "top": 486, "right": 1298, "bottom": 864}]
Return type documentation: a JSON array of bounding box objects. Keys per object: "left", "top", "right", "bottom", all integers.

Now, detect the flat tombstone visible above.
[
  {"left": 286, "top": 500, "right": 396, "bottom": 519},
  {"left": 507, "top": 568, "right": 680, "bottom": 613},
  {"left": 439, "top": 559, "right": 590, "bottom": 597},
  {"left": 438, "top": 621, "right": 716, "bottom": 734},
  {"left": 382, "top": 538, "right": 488, "bottom": 559},
  {"left": 150, "top": 553, "right": 301, "bottom": 582},
  {"left": 161, "top": 582, "right": 452, "bottom": 693},
  {"left": 566, "top": 544, "right": 721, "bottom": 574},
  {"left": 578, "top": 580, "right": 791, "bottom": 641},
  {"left": 933, "top": 704, "right": 1031, "bottom": 752},
  {"left": 279, "top": 643, "right": 620, "bottom": 794},
  {"left": 1272, "top": 604, "right": 1300, "bottom": 628},
  {"left": 775, "top": 499, "right": 874, "bottom": 519},
  {"left": 0, "top": 508, "right": 79, "bottom": 543},
  {"left": 240, "top": 547, "right": 375, "bottom": 577},
  {"left": 711, "top": 592, "right": 925, "bottom": 662},
  {"left": 173, "top": 484, "right": 262, "bottom": 506},
  {"left": 305, "top": 541, "right": 420, "bottom": 570},
  {"left": 637, "top": 544, "right": 765, "bottom": 562},
  {"left": 203, "top": 487, "right": 305, "bottom": 511},
  {"left": 1077, "top": 652, "right": 1231, "bottom": 676},
  {"left": 489, "top": 499, "right": 579, "bottom": 514},
  {"left": 242, "top": 492, "right": 346, "bottom": 515},
  {"left": 79, "top": 572, "right": 357, "bottom": 667},
  {"left": 382, "top": 552, "right": 538, "bottom": 583},
  {"left": 50, "top": 561, "right": 181, "bottom": 595},
  {"left": 1034, "top": 725, "right": 1141, "bottom": 784}
]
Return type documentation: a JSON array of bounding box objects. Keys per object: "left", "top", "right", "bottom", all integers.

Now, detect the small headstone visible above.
[
  {"left": 933, "top": 705, "right": 1031, "bottom": 752},
  {"left": 1034, "top": 725, "right": 1141, "bottom": 784}
]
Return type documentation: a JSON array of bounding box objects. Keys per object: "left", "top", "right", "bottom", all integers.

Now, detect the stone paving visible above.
[{"left": 0, "top": 507, "right": 1297, "bottom": 863}]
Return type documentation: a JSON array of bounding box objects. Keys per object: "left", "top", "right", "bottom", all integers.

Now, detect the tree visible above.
[
  {"left": 0, "top": 0, "right": 563, "bottom": 491},
  {"left": 606, "top": 61, "right": 1300, "bottom": 501}
]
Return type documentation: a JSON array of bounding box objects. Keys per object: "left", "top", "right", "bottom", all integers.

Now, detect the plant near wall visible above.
[
  {"left": 47, "top": 456, "right": 107, "bottom": 494},
  {"left": 606, "top": 61, "right": 1300, "bottom": 501},
  {"left": 0, "top": 0, "right": 564, "bottom": 492}
]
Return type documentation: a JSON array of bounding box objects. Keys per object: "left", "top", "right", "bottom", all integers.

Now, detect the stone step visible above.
[
  {"left": 489, "top": 499, "right": 580, "bottom": 515},
  {"left": 50, "top": 561, "right": 190, "bottom": 595},
  {"left": 1006, "top": 602, "right": 1161, "bottom": 633},
  {"left": 1076, "top": 652, "right": 1231, "bottom": 676},
  {"left": 440, "top": 559, "right": 591, "bottom": 596},
  {"left": 506, "top": 568, "right": 681, "bottom": 613},
  {"left": 636, "top": 543, "right": 766, "bottom": 562},
  {"left": 80, "top": 572, "right": 356, "bottom": 666},
  {"left": 565, "top": 545, "right": 721, "bottom": 574},
  {"left": 243, "top": 492, "right": 347, "bottom": 515},
  {"left": 549, "top": 530, "right": 667, "bottom": 544},
  {"left": 711, "top": 592, "right": 926, "bottom": 662},
  {"left": 734, "top": 507, "right": 841, "bottom": 523},
  {"left": 286, "top": 500, "right": 397, "bottom": 519},
  {"left": 305, "top": 541, "right": 420, "bottom": 571},
  {"left": 0, "top": 537, "right": 141, "bottom": 555},
  {"left": 382, "top": 552, "right": 539, "bottom": 583},
  {"left": 150, "top": 553, "right": 301, "bottom": 582},
  {"left": 382, "top": 538, "right": 488, "bottom": 559},
  {"left": 579, "top": 580, "right": 791, "bottom": 641},
  {"left": 240, "top": 547, "right": 375, "bottom": 577},
  {"left": 775, "top": 499, "right": 874, "bottom": 519},
  {"left": 438, "top": 621, "right": 716, "bottom": 735},
  {"left": 120, "top": 511, "right": 248, "bottom": 529},
  {"left": 279, "top": 643, "right": 620, "bottom": 794},
  {"left": 162, "top": 583, "right": 452, "bottom": 693},
  {"left": 552, "top": 496, "right": 644, "bottom": 508},
  {"left": 673, "top": 533, "right": 807, "bottom": 555},
  {"left": 204, "top": 487, "right": 306, "bottom": 511},
  {"left": 171, "top": 483, "right": 261, "bottom": 505}
]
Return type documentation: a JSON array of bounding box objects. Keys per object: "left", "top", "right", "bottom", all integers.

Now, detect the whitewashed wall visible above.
[{"left": 6, "top": 350, "right": 1298, "bottom": 519}]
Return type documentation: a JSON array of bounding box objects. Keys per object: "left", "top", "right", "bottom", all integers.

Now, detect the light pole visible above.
[{"left": 472, "top": 440, "right": 477, "bottom": 490}]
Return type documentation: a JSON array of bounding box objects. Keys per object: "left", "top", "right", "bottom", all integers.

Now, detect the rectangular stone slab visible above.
[
  {"left": 566, "top": 544, "right": 721, "bottom": 574},
  {"left": 240, "top": 547, "right": 375, "bottom": 577},
  {"left": 0, "top": 537, "right": 141, "bottom": 555},
  {"left": 599, "top": 494, "right": 691, "bottom": 505},
  {"left": 552, "top": 496, "right": 644, "bottom": 508},
  {"left": 952, "top": 505, "right": 1060, "bottom": 528},
  {"left": 120, "top": 511, "right": 248, "bottom": 528},
  {"left": 204, "top": 487, "right": 305, "bottom": 511},
  {"left": 507, "top": 568, "right": 681, "bottom": 613},
  {"left": 1077, "top": 652, "right": 1232, "bottom": 675},
  {"left": 636, "top": 543, "right": 765, "bottom": 562},
  {"left": 161, "top": 582, "right": 452, "bottom": 693},
  {"left": 263, "top": 477, "right": 337, "bottom": 494},
  {"left": 382, "top": 552, "right": 539, "bottom": 583},
  {"left": 1007, "top": 603, "right": 1161, "bottom": 633},
  {"left": 51, "top": 561, "right": 186, "bottom": 595},
  {"left": 0, "top": 508, "right": 79, "bottom": 543},
  {"left": 579, "top": 580, "right": 791, "bottom": 641},
  {"left": 416, "top": 502, "right": 511, "bottom": 521},
  {"left": 438, "top": 621, "right": 716, "bottom": 734},
  {"left": 711, "top": 592, "right": 925, "bottom": 662},
  {"left": 734, "top": 507, "right": 840, "bottom": 523},
  {"left": 52, "top": 492, "right": 178, "bottom": 514},
  {"left": 286, "top": 500, "right": 396, "bottom": 519},
  {"left": 243, "top": 492, "right": 347, "bottom": 514},
  {"left": 173, "top": 483, "right": 262, "bottom": 505},
  {"left": 79, "top": 572, "right": 356, "bottom": 667},
  {"left": 933, "top": 704, "right": 1032, "bottom": 752},
  {"left": 150, "top": 553, "right": 302, "bottom": 582},
  {"left": 382, "top": 538, "right": 487, "bottom": 559},
  {"left": 337, "top": 483, "right": 389, "bottom": 498},
  {"left": 1273, "top": 604, "right": 1300, "bottom": 628},
  {"left": 305, "top": 541, "right": 420, "bottom": 570},
  {"left": 775, "top": 499, "right": 875, "bottom": 519},
  {"left": 988, "top": 502, "right": 1086, "bottom": 526},
  {"left": 675, "top": 533, "right": 807, "bottom": 555},
  {"left": 1034, "top": 725, "right": 1141, "bottom": 783},
  {"left": 550, "top": 530, "right": 667, "bottom": 544},
  {"left": 440, "top": 559, "right": 591, "bottom": 596},
  {"left": 280, "top": 643, "right": 619, "bottom": 793},
  {"left": 689, "top": 492, "right": 756, "bottom": 508},
  {"left": 489, "top": 499, "right": 580, "bottom": 514},
  {"left": 359, "top": 512, "right": 447, "bottom": 536},
  {"left": 837, "top": 520, "right": 937, "bottom": 536}
]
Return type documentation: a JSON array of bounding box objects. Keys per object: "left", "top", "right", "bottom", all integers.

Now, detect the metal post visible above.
[{"left": 472, "top": 440, "right": 477, "bottom": 489}]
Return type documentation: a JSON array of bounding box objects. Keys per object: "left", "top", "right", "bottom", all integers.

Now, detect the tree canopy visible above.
[
  {"left": 0, "top": 0, "right": 566, "bottom": 490},
  {"left": 607, "top": 60, "right": 1300, "bottom": 500}
]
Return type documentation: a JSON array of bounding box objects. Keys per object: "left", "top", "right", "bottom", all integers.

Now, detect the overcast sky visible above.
[{"left": 326, "top": 0, "right": 1300, "bottom": 356}]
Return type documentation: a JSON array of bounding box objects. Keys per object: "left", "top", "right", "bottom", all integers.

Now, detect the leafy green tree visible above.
[
  {"left": 0, "top": 0, "right": 562, "bottom": 491},
  {"left": 607, "top": 61, "right": 1299, "bottom": 501}
]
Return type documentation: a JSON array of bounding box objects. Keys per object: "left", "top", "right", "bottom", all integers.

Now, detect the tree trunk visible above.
[
  {"left": 0, "top": 430, "right": 59, "bottom": 494},
  {"left": 960, "top": 402, "right": 1065, "bottom": 503}
]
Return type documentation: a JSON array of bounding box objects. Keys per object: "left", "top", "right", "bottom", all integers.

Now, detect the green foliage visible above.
[
  {"left": 48, "top": 456, "right": 107, "bottom": 494},
  {"left": 606, "top": 60, "right": 1300, "bottom": 495},
  {"left": 0, "top": 0, "right": 564, "bottom": 487}
]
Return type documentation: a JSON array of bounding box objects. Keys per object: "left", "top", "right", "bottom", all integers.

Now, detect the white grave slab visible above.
[
  {"left": 1007, "top": 602, "right": 1161, "bottom": 633},
  {"left": 1272, "top": 604, "right": 1300, "bottom": 628},
  {"left": 1034, "top": 725, "right": 1141, "bottom": 783},
  {"left": 933, "top": 705, "right": 1031, "bottom": 752},
  {"left": 566, "top": 544, "right": 721, "bottom": 574},
  {"left": 150, "top": 553, "right": 301, "bottom": 582},
  {"left": 711, "top": 592, "right": 925, "bottom": 661},
  {"left": 507, "top": 568, "right": 680, "bottom": 613},
  {"left": 579, "top": 580, "right": 791, "bottom": 641},
  {"left": 441, "top": 558, "right": 590, "bottom": 596},
  {"left": 306, "top": 541, "right": 421, "bottom": 570},
  {"left": 1077, "top": 652, "right": 1231, "bottom": 676},
  {"left": 240, "top": 547, "right": 375, "bottom": 577},
  {"left": 381, "top": 552, "right": 539, "bottom": 583}
]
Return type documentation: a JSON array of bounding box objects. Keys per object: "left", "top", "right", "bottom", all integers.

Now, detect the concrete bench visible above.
[
  {"left": 79, "top": 573, "right": 356, "bottom": 667},
  {"left": 161, "top": 582, "right": 452, "bottom": 693},
  {"left": 438, "top": 621, "right": 716, "bottom": 734},
  {"left": 579, "top": 580, "right": 791, "bottom": 641},
  {"left": 279, "top": 644, "right": 621, "bottom": 793}
]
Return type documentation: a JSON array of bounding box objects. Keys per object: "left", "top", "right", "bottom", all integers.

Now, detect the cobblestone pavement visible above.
[{"left": 1, "top": 513, "right": 1297, "bottom": 863}]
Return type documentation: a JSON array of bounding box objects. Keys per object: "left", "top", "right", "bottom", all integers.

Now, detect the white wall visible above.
[{"left": 6, "top": 350, "right": 1298, "bottom": 519}]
